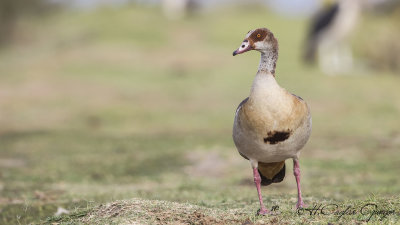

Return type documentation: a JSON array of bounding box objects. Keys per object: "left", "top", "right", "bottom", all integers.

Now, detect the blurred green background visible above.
[{"left": 0, "top": 0, "right": 399, "bottom": 224}]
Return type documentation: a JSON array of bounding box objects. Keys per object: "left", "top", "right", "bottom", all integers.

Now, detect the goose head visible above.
[{"left": 233, "top": 28, "right": 278, "bottom": 56}]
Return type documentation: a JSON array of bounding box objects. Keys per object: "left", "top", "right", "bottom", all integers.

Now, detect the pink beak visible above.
[{"left": 233, "top": 39, "right": 252, "bottom": 56}]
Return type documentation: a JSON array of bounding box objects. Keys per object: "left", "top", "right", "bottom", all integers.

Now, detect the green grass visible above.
[{"left": 0, "top": 3, "right": 399, "bottom": 224}]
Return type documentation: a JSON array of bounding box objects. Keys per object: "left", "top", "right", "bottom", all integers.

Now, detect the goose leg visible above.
[
  {"left": 293, "top": 159, "right": 305, "bottom": 209},
  {"left": 253, "top": 167, "right": 269, "bottom": 215}
]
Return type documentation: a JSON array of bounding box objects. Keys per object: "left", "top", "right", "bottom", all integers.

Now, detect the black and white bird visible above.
[{"left": 304, "top": 0, "right": 361, "bottom": 75}]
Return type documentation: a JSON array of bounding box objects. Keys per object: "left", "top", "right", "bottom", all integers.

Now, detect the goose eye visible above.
[{"left": 257, "top": 34, "right": 261, "bottom": 38}]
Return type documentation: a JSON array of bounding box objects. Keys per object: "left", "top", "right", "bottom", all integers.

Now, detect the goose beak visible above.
[{"left": 233, "top": 39, "right": 252, "bottom": 56}]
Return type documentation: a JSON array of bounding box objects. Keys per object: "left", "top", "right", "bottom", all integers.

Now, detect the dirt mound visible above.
[{"left": 71, "top": 198, "right": 261, "bottom": 224}]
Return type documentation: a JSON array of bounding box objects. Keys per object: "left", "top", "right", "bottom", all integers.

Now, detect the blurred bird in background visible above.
[
  {"left": 162, "top": 0, "right": 199, "bottom": 20},
  {"left": 303, "top": 0, "right": 362, "bottom": 75}
]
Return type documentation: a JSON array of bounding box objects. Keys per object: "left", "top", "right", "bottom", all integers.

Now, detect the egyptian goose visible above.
[{"left": 232, "top": 28, "right": 312, "bottom": 215}]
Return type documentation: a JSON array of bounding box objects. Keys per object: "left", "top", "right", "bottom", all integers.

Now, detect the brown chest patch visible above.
[
  {"left": 263, "top": 130, "right": 291, "bottom": 144},
  {"left": 237, "top": 88, "right": 309, "bottom": 145}
]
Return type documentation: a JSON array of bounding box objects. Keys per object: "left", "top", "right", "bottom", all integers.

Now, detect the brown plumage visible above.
[
  {"left": 238, "top": 90, "right": 309, "bottom": 145},
  {"left": 258, "top": 161, "right": 285, "bottom": 186}
]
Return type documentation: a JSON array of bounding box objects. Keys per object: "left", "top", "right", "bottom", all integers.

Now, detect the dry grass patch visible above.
[{"left": 71, "top": 198, "right": 254, "bottom": 225}]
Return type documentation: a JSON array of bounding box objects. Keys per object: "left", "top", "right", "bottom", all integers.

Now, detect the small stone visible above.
[{"left": 54, "top": 207, "right": 70, "bottom": 217}]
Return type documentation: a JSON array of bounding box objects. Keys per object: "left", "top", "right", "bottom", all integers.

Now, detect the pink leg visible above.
[
  {"left": 253, "top": 168, "right": 269, "bottom": 215},
  {"left": 293, "top": 159, "right": 305, "bottom": 209}
]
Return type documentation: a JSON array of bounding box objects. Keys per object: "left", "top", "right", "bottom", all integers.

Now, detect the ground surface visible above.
[{"left": 0, "top": 4, "right": 399, "bottom": 225}]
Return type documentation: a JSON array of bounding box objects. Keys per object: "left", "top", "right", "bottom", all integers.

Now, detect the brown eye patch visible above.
[{"left": 249, "top": 29, "right": 268, "bottom": 41}]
